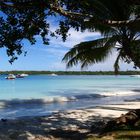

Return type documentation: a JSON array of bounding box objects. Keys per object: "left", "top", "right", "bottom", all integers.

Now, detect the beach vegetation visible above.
[
  {"left": 87, "top": 131, "right": 140, "bottom": 140},
  {"left": 87, "top": 109, "right": 140, "bottom": 140}
]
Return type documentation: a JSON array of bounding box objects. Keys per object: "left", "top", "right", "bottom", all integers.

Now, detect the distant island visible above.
[{"left": 0, "top": 70, "right": 140, "bottom": 75}]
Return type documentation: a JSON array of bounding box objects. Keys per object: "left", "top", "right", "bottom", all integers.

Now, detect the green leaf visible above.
[{"left": 63, "top": 36, "right": 118, "bottom": 69}]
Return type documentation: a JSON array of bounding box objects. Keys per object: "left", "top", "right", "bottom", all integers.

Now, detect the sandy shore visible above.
[{"left": 0, "top": 101, "right": 139, "bottom": 140}]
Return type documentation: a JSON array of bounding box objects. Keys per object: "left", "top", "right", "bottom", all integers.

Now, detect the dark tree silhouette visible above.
[{"left": 0, "top": 0, "right": 140, "bottom": 72}]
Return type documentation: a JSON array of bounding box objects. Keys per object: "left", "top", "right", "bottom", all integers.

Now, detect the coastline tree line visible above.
[
  {"left": 0, "top": 70, "right": 140, "bottom": 75},
  {"left": 0, "top": 0, "right": 140, "bottom": 73}
]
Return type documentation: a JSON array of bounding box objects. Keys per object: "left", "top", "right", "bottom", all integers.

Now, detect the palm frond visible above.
[{"left": 63, "top": 36, "right": 119, "bottom": 69}]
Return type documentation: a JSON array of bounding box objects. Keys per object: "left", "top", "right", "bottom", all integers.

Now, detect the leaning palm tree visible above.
[{"left": 62, "top": 0, "right": 140, "bottom": 73}]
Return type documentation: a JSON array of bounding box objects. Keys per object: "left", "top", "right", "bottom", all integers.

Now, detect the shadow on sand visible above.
[{"left": 0, "top": 111, "right": 112, "bottom": 140}]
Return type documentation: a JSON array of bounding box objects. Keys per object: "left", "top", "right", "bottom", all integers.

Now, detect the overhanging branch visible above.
[{"left": 0, "top": 1, "right": 140, "bottom": 27}]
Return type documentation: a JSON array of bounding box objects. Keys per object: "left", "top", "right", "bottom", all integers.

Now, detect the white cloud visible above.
[
  {"left": 38, "top": 47, "right": 66, "bottom": 57},
  {"left": 39, "top": 28, "right": 135, "bottom": 71},
  {"left": 49, "top": 29, "right": 101, "bottom": 48}
]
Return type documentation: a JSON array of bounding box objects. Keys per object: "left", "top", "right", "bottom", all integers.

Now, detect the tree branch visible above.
[{"left": 1, "top": 1, "right": 140, "bottom": 27}]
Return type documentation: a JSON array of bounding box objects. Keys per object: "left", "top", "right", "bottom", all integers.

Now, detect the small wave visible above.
[
  {"left": 75, "top": 94, "right": 106, "bottom": 99},
  {"left": 0, "top": 94, "right": 107, "bottom": 108},
  {"left": 101, "top": 90, "right": 138, "bottom": 97},
  {"left": 0, "top": 96, "right": 76, "bottom": 106}
]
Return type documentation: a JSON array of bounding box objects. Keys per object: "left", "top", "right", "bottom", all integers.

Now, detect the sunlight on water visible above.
[{"left": 0, "top": 75, "right": 139, "bottom": 118}]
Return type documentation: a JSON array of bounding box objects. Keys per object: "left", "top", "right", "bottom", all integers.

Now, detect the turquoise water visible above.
[{"left": 0, "top": 75, "right": 139, "bottom": 118}]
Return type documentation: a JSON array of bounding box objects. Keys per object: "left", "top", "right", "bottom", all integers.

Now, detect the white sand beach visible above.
[{"left": 0, "top": 101, "right": 139, "bottom": 140}]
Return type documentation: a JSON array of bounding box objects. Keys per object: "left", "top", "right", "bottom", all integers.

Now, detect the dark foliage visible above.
[
  {"left": 0, "top": 0, "right": 140, "bottom": 72},
  {"left": 103, "top": 109, "right": 140, "bottom": 133}
]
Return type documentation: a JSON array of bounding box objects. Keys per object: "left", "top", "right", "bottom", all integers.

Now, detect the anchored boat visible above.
[{"left": 5, "top": 74, "right": 16, "bottom": 80}]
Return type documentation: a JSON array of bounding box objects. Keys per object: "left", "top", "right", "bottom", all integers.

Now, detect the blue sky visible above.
[
  {"left": 0, "top": 22, "right": 137, "bottom": 71},
  {"left": 0, "top": 7, "right": 139, "bottom": 71}
]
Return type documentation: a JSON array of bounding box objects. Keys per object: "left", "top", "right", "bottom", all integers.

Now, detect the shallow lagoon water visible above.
[{"left": 0, "top": 75, "right": 139, "bottom": 118}]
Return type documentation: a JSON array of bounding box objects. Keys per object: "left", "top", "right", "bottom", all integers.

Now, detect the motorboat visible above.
[
  {"left": 16, "top": 73, "right": 29, "bottom": 78},
  {"left": 5, "top": 74, "right": 16, "bottom": 80},
  {"left": 16, "top": 74, "right": 24, "bottom": 78},
  {"left": 50, "top": 73, "right": 58, "bottom": 76},
  {"left": 20, "top": 73, "right": 29, "bottom": 77}
]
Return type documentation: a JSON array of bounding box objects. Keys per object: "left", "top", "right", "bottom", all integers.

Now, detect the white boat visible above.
[
  {"left": 16, "top": 73, "right": 29, "bottom": 78},
  {"left": 16, "top": 74, "right": 24, "bottom": 78},
  {"left": 130, "top": 75, "right": 140, "bottom": 78},
  {"left": 5, "top": 74, "right": 16, "bottom": 80},
  {"left": 20, "top": 73, "right": 29, "bottom": 77},
  {"left": 50, "top": 73, "right": 58, "bottom": 76}
]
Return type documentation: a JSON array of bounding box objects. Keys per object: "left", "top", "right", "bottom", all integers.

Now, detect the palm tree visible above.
[{"left": 62, "top": 0, "right": 140, "bottom": 73}]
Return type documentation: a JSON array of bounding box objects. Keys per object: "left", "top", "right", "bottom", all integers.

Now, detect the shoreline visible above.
[
  {"left": 0, "top": 89, "right": 139, "bottom": 119},
  {"left": 0, "top": 101, "right": 140, "bottom": 140}
]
